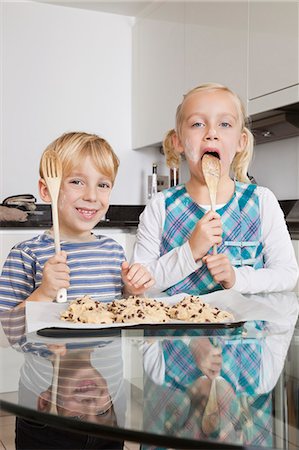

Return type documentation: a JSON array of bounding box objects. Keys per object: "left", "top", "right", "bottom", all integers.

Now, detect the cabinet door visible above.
[
  {"left": 0, "top": 230, "right": 46, "bottom": 271},
  {"left": 132, "top": 2, "right": 185, "bottom": 149},
  {"left": 291, "top": 240, "right": 299, "bottom": 295},
  {"left": 185, "top": 1, "right": 248, "bottom": 104},
  {"left": 248, "top": 1, "right": 299, "bottom": 101}
]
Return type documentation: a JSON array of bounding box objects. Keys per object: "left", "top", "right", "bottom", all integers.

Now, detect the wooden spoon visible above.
[
  {"left": 49, "top": 354, "right": 60, "bottom": 415},
  {"left": 41, "top": 150, "right": 67, "bottom": 303},
  {"left": 201, "top": 377, "right": 220, "bottom": 436},
  {"left": 202, "top": 154, "right": 221, "bottom": 255}
]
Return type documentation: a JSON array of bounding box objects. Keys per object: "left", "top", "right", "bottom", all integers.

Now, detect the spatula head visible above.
[
  {"left": 41, "top": 149, "right": 63, "bottom": 180},
  {"left": 202, "top": 153, "right": 221, "bottom": 180},
  {"left": 202, "top": 154, "right": 221, "bottom": 210}
]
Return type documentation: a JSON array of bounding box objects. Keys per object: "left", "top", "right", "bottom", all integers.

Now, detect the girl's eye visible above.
[
  {"left": 192, "top": 122, "right": 205, "bottom": 128},
  {"left": 220, "top": 122, "right": 231, "bottom": 128}
]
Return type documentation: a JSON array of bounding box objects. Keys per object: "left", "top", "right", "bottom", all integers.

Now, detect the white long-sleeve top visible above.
[{"left": 132, "top": 186, "right": 299, "bottom": 294}]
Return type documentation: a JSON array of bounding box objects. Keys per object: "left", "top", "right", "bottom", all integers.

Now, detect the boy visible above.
[{"left": 0, "top": 132, "right": 154, "bottom": 311}]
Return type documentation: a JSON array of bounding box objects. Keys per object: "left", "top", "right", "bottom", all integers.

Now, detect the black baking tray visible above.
[{"left": 37, "top": 321, "right": 246, "bottom": 338}]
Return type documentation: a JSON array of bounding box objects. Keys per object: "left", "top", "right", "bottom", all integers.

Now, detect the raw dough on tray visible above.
[
  {"left": 60, "top": 294, "right": 234, "bottom": 325},
  {"left": 168, "top": 295, "right": 234, "bottom": 323}
]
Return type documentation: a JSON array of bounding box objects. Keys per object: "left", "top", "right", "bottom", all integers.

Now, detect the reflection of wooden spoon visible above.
[
  {"left": 201, "top": 377, "right": 220, "bottom": 436},
  {"left": 49, "top": 354, "right": 60, "bottom": 415},
  {"left": 202, "top": 154, "right": 221, "bottom": 255}
]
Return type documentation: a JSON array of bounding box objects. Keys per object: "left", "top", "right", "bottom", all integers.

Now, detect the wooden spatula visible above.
[
  {"left": 201, "top": 377, "right": 220, "bottom": 436},
  {"left": 41, "top": 149, "right": 67, "bottom": 303},
  {"left": 202, "top": 154, "right": 221, "bottom": 255},
  {"left": 49, "top": 354, "right": 60, "bottom": 415}
]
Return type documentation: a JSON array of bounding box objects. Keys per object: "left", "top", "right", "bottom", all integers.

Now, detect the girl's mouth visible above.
[
  {"left": 201, "top": 150, "right": 220, "bottom": 160},
  {"left": 76, "top": 208, "right": 98, "bottom": 220}
]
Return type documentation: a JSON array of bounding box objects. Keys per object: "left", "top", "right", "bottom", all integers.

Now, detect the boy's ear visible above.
[
  {"left": 37, "top": 389, "right": 51, "bottom": 413},
  {"left": 39, "top": 178, "right": 51, "bottom": 203},
  {"left": 172, "top": 132, "right": 184, "bottom": 155}
]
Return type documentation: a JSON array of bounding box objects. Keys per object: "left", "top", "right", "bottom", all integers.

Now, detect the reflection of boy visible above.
[
  {"left": 16, "top": 340, "right": 125, "bottom": 450},
  {"left": 0, "top": 132, "right": 154, "bottom": 311}
]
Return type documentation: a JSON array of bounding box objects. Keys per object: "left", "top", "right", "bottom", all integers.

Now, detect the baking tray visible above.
[{"left": 26, "top": 290, "right": 252, "bottom": 337}]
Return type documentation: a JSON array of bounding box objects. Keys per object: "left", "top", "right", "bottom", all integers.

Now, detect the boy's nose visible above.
[{"left": 83, "top": 186, "right": 97, "bottom": 201}]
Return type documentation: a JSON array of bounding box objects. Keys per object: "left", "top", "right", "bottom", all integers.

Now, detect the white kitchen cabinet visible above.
[
  {"left": 292, "top": 240, "right": 299, "bottom": 295},
  {"left": 132, "top": 2, "right": 185, "bottom": 149},
  {"left": 184, "top": 1, "right": 248, "bottom": 102},
  {"left": 132, "top": 1, "right": 249, "bottom": 149},
  {"left": 248, "top": 1, "right": 299, "bottom": 115}
]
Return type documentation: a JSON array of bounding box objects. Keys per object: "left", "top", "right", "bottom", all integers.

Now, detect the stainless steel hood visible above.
[{"left": 250, "top": 102, "right": 299, "bottom": 145}]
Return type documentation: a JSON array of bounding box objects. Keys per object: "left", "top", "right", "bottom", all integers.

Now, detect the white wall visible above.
[
  {"left": 250, "top": 137, "right": 299, "bottom": 200},
  {"left": 1, "top": 1, "right": 159, "bottom": 205}
]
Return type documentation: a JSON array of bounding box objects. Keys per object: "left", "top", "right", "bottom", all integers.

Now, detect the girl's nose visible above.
[{"left": 204, "top": 125, "right": 218, "bottom": 140}]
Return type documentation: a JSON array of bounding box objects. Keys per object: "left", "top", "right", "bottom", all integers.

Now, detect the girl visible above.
[
  {"left": 132, "top": 83, "right": 298, "bottom": 294},
  {"left": 0, "top": 132, "right": 154, "bottom": 310}
]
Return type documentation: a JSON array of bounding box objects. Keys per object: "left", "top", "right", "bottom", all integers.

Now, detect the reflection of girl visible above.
[{"left": 16, "top": 339, "right": 125, "bottom": 450}]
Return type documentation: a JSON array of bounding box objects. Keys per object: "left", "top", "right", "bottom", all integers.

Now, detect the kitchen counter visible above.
[
  {"left": 0, "top": 291, "right": 298, "bottom": 449},
  {"left": 0, "top": 205, "right": 145, "bottom": 229}
]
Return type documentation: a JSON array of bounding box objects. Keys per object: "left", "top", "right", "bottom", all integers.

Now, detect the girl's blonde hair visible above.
[
  {"left": 163, "top": 129, "right": 181, "bottom": 169},
  {"left": 39, "top": 132, "right": 119, "bottom": 184},
  {"left": 174, "top": 82, "right": 254, "bottom": 183}
]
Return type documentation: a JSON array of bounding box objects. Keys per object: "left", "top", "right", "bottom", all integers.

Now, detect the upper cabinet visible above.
[
  {"left": 248, "top": 1, "right": 299, "bottom": 114},
  {"left": 132, "top": 2, "right": 185, "bottom": 149},
  {"left": 132, "top": 1, "right": 248, "bottom": 149},
  {"left": 184, "top": 2, "right": 248, "bottom": 101}
]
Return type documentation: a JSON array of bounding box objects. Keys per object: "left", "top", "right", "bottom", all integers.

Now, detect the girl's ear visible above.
[
  {"left": 39, "top": 178, "right": 51, "bottom": 203},
  {"left": 172, "top": 131, "right": 184, "bottom": 155},
  {"left": 236, "top": 130, "right": 247, "bottom": 154}
]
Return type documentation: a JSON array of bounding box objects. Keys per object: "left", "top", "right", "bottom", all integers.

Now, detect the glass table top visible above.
[{"left": 0, "top": 291, "right": 299, "bottom": 450}]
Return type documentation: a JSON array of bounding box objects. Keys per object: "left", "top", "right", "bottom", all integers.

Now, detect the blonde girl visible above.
[{"left": 132, "top": 83, "right": 298, "bottom": 294}]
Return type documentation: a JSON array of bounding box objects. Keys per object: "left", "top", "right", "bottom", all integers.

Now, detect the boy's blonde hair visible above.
[
  {"left": 174, "top": 82, "right": 254, "bottom": 183},
  {"left": 39, "top": 132, "right": 119, "bottom": 184}
]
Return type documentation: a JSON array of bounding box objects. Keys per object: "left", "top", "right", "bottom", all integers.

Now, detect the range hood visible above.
[{"left": 250, "top": 102, "right": 299, "bottom": 145}]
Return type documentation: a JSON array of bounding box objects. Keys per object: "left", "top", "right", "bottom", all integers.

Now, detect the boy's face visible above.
[{"left": 41, "top": 155, "right": 113, "bottom": 241}]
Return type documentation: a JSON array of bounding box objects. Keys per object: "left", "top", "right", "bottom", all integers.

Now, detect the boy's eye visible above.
[
  {"left": 98, "top": 182, "right": 112, "bottom": 189},
  {"left": 70, "top": 179, "right": 84, "bottom": 186}
]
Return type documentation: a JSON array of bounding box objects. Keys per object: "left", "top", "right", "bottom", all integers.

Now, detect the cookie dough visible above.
[
  {"left": 60, "top": 294, "right": 234, "bottom": 325},
  {"left": 168, "top": 295, "right": 234, "bottom": 323}
]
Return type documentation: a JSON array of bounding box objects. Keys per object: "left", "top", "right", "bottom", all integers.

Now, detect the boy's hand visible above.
[
  {"left": 121, "top": 261, "right": 155, "bottom": 295},
  {"left": 189, "top": 211, "right": 222, "bottom": 262},
  {"left": 202, "top": 253, "right": 235, "bottom": 289},
  {"left": 37, "top": 251, "right": 70, "bottom": 301}
]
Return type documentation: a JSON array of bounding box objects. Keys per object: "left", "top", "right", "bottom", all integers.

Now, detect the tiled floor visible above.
[{"left": 0, "top": 414, "right": 15, "bottom": 450}]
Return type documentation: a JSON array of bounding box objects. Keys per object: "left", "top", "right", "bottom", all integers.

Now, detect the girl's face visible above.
[
  {"left": 40, "top": 155, "right": 113, "bottom": 241},
  {"left": 175, "top": 90, "right": 247, "bottom": 183}
]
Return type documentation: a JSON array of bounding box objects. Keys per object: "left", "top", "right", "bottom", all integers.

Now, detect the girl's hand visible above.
[
  {"left": 36, "top": 251, "right": 70, "bottom": 301},
  {"left": 189, "top": 338, "right": 222, "bottom": 379},
  {"left": 202, "top": 253, "right": 236, "bottom": 289},
  {"left": 189, "top": 211, "right": 222, "bottom": 262},
  {"left": 122, "top": 261, "right": 155, "bottom": 295}
]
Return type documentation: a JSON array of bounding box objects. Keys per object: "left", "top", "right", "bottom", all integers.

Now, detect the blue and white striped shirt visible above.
[{"left": 0, "top": 232, "right": 125, "bottom": 310}]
